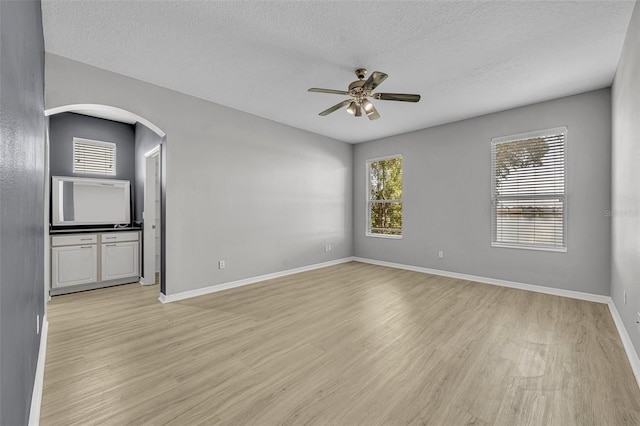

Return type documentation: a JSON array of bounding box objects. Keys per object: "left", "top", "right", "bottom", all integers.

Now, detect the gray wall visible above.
[
  {"left": 134, "top": 122, "right": 163, "bottom": 223},
  {"left": 0, "top": 0, "right": 46, "bottom": 424},
  {"left": 354, "top": 89, "right": 612, "bottom": 295},
  {"left": 49, "top": 112, "right": 135, "bottom": 183},
  {"left": 612, "top": 1, "right": 640, "bottom": 361},
  {"left": 45, "top": 54, "right": 354, "bottom": 296}
]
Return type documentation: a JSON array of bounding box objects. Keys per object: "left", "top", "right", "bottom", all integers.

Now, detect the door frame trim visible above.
[{"left": 141, "top": 146, "right": 161, "bottom": 286}]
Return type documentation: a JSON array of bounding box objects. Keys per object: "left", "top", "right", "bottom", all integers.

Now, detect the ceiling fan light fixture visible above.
[
  {"left": 361, "top": 99, "right": 374, "bottom": 113},
  {"left": 308, "top": 68, "right": 421, "bottom": 120}
]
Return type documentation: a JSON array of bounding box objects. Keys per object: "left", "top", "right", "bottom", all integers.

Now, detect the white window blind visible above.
[
  {"left": 367, "top": 155, "right": 402, "bottom": 237},
  {"left": 73, "top": 138, "right": 116, "bottom": 175},
  {"left": 491, "top": 127, "right": 566, "bottom": 251}
]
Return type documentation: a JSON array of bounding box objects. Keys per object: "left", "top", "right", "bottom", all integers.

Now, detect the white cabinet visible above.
[
  {"left": 52, "top": 244, "right": 98, "bottom": 288},
  {"left": 102, "top": 241, "right": 139, "bottom": 281},
  {"left": 50, "top": 231, "right": 140, "bottom": 295}
]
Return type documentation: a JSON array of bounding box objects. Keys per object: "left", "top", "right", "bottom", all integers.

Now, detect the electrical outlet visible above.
[
  {"left": 438, "top": 251, "right": 444, "bottom": 259},
  {"left": 624, "top": 290, "right": 627, "bottom": 304},
  {"left": 218, "top": 260, "right": 225, "bottom": 269},
  {"left": 325, "top": 244, "right": 332, "bottom": 252},
  {"left": 36, "top": 314, "right": 40, "bottom": 335}
]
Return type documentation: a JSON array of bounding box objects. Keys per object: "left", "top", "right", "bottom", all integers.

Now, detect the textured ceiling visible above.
[{"left": 42, "top": 1, "right": 635, "bottom": 143}]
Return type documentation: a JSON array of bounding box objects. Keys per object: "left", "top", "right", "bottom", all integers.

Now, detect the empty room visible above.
[{"left": 2, "top": 0, "right": 640, "bottom": 425}]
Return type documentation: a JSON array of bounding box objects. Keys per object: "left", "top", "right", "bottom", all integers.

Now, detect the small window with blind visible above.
[
  {"left": 491, "top": 127, "right": 567, "bottom": 251},
  {"left": 367, "top": 155, "right": 402, "bottom": 238},
  {"left": 73, "top": 138, "right": 116, "bottom": 176}
]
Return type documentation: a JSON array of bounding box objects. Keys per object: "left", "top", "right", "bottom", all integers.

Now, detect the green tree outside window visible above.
[{"left": 368, "top": 156, "right": 402, "bottom": 236}]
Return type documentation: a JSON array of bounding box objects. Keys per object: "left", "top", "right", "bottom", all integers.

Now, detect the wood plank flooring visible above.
[{"left": 40, "top": 262, "right": 640, "bottom": 425}]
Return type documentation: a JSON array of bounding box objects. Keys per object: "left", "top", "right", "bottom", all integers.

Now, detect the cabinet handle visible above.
[
  {"left": 105, "top": 244, "right": 117, "bottom": 247},
  {"left": 80, "top": 238, "right": 93, "bottom": 241},
  {"left": 80, "top": 246, "right": 93, "bottom": 249},
  {"left": 105, "top": 236, "right": 116, "bottom": 240}
]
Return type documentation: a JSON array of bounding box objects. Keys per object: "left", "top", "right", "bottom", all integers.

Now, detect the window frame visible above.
[
  {"left": 490, "top": 126, "right": 567, "bottom": 252},
  {"left": 72, "top": 137, "right": 117, "bottom": 176},
  {"left": 366, "top": 154, "right": 403, "bottom": 239}
]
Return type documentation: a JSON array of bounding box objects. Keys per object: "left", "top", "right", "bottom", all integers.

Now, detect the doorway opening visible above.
[
  {"left": 44, "top": 104, "right": 167, "bottom": 299},
  {"left": 142, "top": 146, "right": 161, "bottom": 287}
]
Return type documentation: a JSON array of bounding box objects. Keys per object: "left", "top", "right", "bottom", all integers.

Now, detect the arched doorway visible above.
[{"left": 44, "top": 104, "right": 167, "bottom": 298}]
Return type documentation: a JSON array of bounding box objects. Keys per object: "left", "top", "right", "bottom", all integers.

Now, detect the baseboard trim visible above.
[
  {"left": 50, "top": 277, "right": 138, "bottom": 296},
  {"left": 157, "top": 255, "right": 640, "bottom": 391},
  {"left": 352, "top": 257, "right": 611, "bottom": 304},
  {"left": 354, "top": 256, "right": 640, "bottom": 391},
  {"left": 139, "top": 277, "right": 155, "bottom": 286},
  {"left": 607, "top": 301, "right": 640, "bottom": 389},
  {"left": 161, "top": 255, "right": 609, "bottom": 305},
  {"left": 28, "top": 316, "right": 48, "bottom": 426},
  {"left": 159, "top": 257, "right": 355, "bottom": 303}
]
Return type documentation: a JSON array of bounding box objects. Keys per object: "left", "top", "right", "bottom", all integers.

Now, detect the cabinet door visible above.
[
  {"left": 52, "top": 245, "right": 98, "bottom": 288},
  {"left": 102, "top": 242, "right": 139, "bottom": 281}
]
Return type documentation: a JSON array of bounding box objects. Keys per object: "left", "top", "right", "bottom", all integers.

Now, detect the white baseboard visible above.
[
  {"left": 157, "top": 255, "right": 640, "bottom": 391},
  {"left": 28, "top": 316, "right": 48, "bottom": 426},
  {"left": 139, "top": 277, "right": 155, "bottom": 286},
  {"left": 352, "top": 257, "right": 611, "bottom": 304},
  {"left": 354, "top": 256, "right": 640, "bottom": 391},
  {"left": 159, "top": 257, "right": 355, "bottom": 303},
  {"left": 607, "top": 301, "right": 640, "bottom": 389}
]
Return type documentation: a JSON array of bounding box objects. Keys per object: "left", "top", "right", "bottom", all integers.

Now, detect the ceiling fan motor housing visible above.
[{"left": 348, "top": 80, "right": 367, "bottom": 97}]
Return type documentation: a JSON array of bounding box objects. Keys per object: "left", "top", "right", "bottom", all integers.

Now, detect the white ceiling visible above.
[{"left": 41, "top": 1, "right": 635, "bottom": 144}]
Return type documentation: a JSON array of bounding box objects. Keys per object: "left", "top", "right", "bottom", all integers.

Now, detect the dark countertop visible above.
[{"left": 49, "top": 227, "right": 141, "bottom": 235}]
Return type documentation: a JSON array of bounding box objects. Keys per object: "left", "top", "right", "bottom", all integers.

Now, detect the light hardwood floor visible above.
[{"left": 40, "top": 262, "right": 640, "bottom": 425}]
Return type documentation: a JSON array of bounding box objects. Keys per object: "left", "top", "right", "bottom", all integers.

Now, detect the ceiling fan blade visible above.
[
  {"left": 319, "top": 100, "right": 351, "bottom": 116},
  {"left": 366, "top": 104, "right": 381, "bottom": 120},
  {"left": 363, "top": 71, "right": 388, "bottom": 91},
  {"left": 373, "top": 93, "right": 421, "bottom": 102},
  {"left": 308, "top": 88, "right": 350, "bottom": 95}
]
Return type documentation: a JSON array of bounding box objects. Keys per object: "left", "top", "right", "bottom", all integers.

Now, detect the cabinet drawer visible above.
[
  {"left": 51, "top": 234, "right": 97, "bottom": 246},
  {"left": 101, "top": 232, "right": 139, "bottom": 243}
]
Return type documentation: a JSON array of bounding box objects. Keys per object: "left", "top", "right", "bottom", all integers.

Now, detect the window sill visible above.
[
  {"left": 366, "top": 233, "right": 403, "bottom": 240},
  {"left": 491, "top": 243, "right": 567, "bottom": 253}
]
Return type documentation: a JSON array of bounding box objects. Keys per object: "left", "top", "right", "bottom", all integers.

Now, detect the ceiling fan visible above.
[{"left": 308, "top": 68, "right": 420, "bottom": 120}]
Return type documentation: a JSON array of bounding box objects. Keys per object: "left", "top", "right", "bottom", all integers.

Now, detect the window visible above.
[
  {"left": 367, "top": 155, "right": 402, "bottom": 237},
  {"left": 491, "top": 127, "right": 566, "bottom": 251},
  {"left": 73, "top": 138, "right": 116, "bottom": 175}
]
